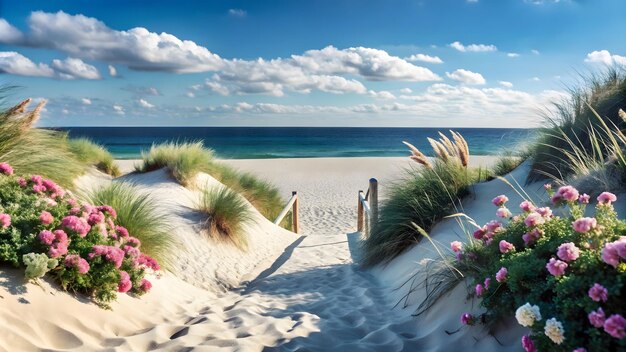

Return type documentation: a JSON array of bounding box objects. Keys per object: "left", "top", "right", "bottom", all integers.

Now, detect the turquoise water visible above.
[{"left": 55, "top": 127, "right": 534, "bottom": 159}]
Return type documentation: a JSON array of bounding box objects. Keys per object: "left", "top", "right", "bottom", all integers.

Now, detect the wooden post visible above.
[
  {"left": 357, "top": 190, "right": 364, "bottom": 232},
  {"left": 369, "top": 178, "right": 378, "bottom": 231},
  {"left": 292, "top": 191, "right": 299, "bottom": 234}
]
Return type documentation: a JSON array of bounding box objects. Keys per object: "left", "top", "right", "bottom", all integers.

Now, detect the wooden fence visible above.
[
  {"left": 274, "top": 191, "right": 299, "bottom": 233},
  {"left": 357, "top": 178, "right": 378, "bottom": 237}
]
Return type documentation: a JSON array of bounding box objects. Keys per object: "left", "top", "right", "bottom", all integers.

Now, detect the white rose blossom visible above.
[
  {"left": 544, "top": 318, "right": 565, "bottom": 344},
  {"left": 515, "top": 303, "right": 542, "bottom": 327}
]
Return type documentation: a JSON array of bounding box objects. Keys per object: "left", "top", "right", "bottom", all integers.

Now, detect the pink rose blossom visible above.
[
  {"left": 461, "top": 312, "right": 473, "bottom": 325},
  {"left": 492, "top": 195, "right": 509, "bottom": 207},
  {"left": 473, "top": 227, "right": 487, "bottom": 240},
  {"left": 579, "top": 194, "right": 590, "bottom": 204},
  {"left": 38, "top": 230, "right": 55, "bottom": 245},
  {"left": 87, "top": 212, "right": 105, "bottom": 225},
  {"left": 0, "top": 213, "right": 11, "bottom": 229},
  {"left": 496, "top": 267, "right": 508, "bottom": 283},
  {"left": 519, "top": 200, "right": 535, "bottom": 212},
  {"left": 139, "top": 279, "right": 152, "bottom": 293},
  {"left": 572, "top": 217, "right": 597, "bottom": 234},
  {"left": 118, "top": 271, "right": 132, "bottom": 293},
  {"left": 588, "top": 283, "right": 608, "bottom": 302},
  {"left": 484, "top": 277, "right": 491, "bottom": 290},
  {"left": 522, "top": 228, "right": 543, "bottom": 246},
  {"left": 17, "top": 177, "right": 27, "bottom": 187},
  {"left": 47, "top": 230, "right": 69, "bottom": 258},
  {"left": 521, "top": 335, "right": 537, "bottom": 352},
  {"left": 126, "top": 237, "right": 141, "bottom": 248},
  {"left": 32, "top": 184, "right": 45, "bottom": 193},
  {"left": 97, "top": 205, "right": 117, "bottom": 219},
  {"left": 589, "top": 308, "right": 605, "bottom": 328},
  {"left": 0, "top": 162, "right": 13, "bottom": 175},
  {"left": 39, "top": 211, "right": 54, "bottom": 225},
  {"left": 450, "top": 241, "right": 463, "bottom": 253},
  {"left": 556, "top": 185, "right": 580, "bottom": 203},
  {"left": 64, "top": 254, "right": 90, "bottom": 274},
  {"left": 546, "top": 258, "right": 568, "bottom": 277},
  {"left": 115, "top": 226, "right": 130, "bottom": 238},
  {"left": 597, "top": 192, "right": 617, "bottom": 206},
  {"left": 604, "top": 314, "right": 626, "bottom": 339},
  {"left": 137, "top": 253, "right": 160, "bottom": 271},
  {"left": 475, "top": 284, "right": 484, "bottom": 297},
  {"left": 499, "top": 240, "right": 515, "bottom": 254},
  {"left": 61, "top": 216, "right": 91, "bottom": 237},
  {"left": 89, "top": 245, "right": 125, "bottom": 268},
  {"left": 30, "top": 175, "right": 43, "bottom": 184},
  {"left": 557, "top": 242, "right": 580, "bottom": 262},
  {"left": 485, "top": 220, "right": 502, "bottom": 233},
  {"left": 524, "top": 213, "right": 545, "bottom": 227},
  {"left": 535, "top": 207, "right": 553, "bottom": 218},
  {"left": 496, "top": 207, "right": 512, "bottom": 218}
]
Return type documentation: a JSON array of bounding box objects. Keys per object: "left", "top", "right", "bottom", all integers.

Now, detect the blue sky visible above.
[{"left": 0, "top": 0, "right": 624, "bottom": 127}]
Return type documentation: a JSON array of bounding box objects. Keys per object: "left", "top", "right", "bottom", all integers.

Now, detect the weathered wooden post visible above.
[
  {"left": 357, "top": 190, "right": 364, "bottom": 232},
  {"left": 292, "top": 191, "right": 299, "bottom": 234},
  {"left": 369, "top": 178, "right": 378, "bottom": 231}
]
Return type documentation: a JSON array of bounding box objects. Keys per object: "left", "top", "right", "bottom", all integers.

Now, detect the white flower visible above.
[
  {"left": 544, "top": 318, "right": 565, "bottom": 344},
  {"left": 515, "top": 303, "right": 542, "bottom": 327}
]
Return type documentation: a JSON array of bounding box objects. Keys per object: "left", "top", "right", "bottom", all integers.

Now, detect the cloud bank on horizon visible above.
[{"left": 0, "top": 0, "right": 624, "bottom": 127}]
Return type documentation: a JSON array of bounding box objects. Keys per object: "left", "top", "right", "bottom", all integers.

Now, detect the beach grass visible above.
[
  {"left": 528, "top": 67, "right": 626, "bottom": 181},
  {"left": 85, "top": 182, "right": 178, "bottom": 270},
  {"left": 490, "top": 154, "right": 523, "bottom": 178},
  {"left": 68, "top": 138, "right": 121, "bottom": 177},
  {"left": 196, "top": 186, "right": 255, "bottom": 250}
]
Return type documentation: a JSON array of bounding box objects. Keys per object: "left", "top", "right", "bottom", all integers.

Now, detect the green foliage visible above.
[
  {"left": 0, "top": 168, "right": 158, "bottom": 308},
  {"left": 196, "top": 186, "right": 255, "bottom": 250},
  {"left": 84, "top": 182, "right": 177, "bottom": 270},
  {"left": 528, "top": 67, "right": 626, "bottom": 181},
  {"left": 68, "top": 138, "right": 121, "bottom": 177},
  {"left": 457, "top": 188, "right": 626, "bottom": 351},
  {"left": 490, "top": 154, "right": 523, "bottom": 178},
  {"left": 361, "top": 159, "right": 479, "bottom": 267}
]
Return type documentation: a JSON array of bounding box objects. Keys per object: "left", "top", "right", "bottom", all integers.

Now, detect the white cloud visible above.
[
  {"left": 399, "top": 88, "right": 413, "bottom": 94},
  {"left": 585, "top": 50, "right": 626, "bottom": 66},
  {"left": 368, "top": 90, "right": 396, "bottom": 100},
  {"left": 108, "top": 65, "right": 118, "bottom": 77},
  {"left": 0, "top": 19, "right": 23, "bottom": 43},
  {"left": 137, "top": 99, "right": 154, "bottom": 108},
  {"left": 51, "top": 57, "right": 101, "bottom": 79},
  {"left": 531, "top": 49, "right": 540, "bottom": 55},
  {"left": 404, "top": 53, "right": 443, "bottom": 64},
  {"left": 531, "top": 77, "right": 541, "bottom": 81},
  {"left": 112, "top": 105, "right": 125, "bottom": 115},
  {"left": 499, "top": 81, "right": 514, "bottom": 88},
  {"left": 81, "top": 98, "right": 92, "bottom": 105},
  {"left": 507, "top": 53, "right": 520, "bottom": 58},
  {"left": 446, "top": 69, "right": 486, "bottom": 85},
  {"left": 228, "top": 9, "right": 247, "bottom": 17},
  {"left": 449, "top": 41, "right": 497, "bottom": 53},
  {"left": 0, "top": 51, "right": 54, "bottom": 77}
]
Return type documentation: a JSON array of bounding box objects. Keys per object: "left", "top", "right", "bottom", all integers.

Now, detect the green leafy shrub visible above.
[
  {"left": 0, "top": 163, "right": 159, "bottom": 308},
  {"left": 454, "top": 185, "right": 626, "bottom": 351},
  {"left": 68, "top": 138, "right": 121, "bottom": 177}
]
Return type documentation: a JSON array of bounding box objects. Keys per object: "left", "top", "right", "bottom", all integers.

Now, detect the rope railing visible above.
[
  {"left": 274, "top": 191, "right": 299, "bottom": 233},
  {"left": 357, "top": 178, "right": 378, "bottom": 237}
]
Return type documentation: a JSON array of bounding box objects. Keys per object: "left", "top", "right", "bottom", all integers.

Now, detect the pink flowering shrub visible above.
[
  {"left": 0, "top": 164, "right": 159, "bottom": 307},
  {"left": 453, "top": 185, "right": 626, "bottom": 351}
]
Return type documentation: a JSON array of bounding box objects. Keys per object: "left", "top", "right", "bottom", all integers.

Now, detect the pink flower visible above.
[
  {"left": 475, "top": 284, "right": 484, "bottom": 297},
  {"left": 139, "top": 279, "right": 152, "bottom": 293},
  {"left": 522, "top": 228, "right": 543, "bottom": 246},
  {"left": 589, "top": 308, "right": 605, "bottom": 328},
  {"left": 0, "top": 162, "right": 13, "bottom": 175},
  {"left": 535, "top": 207, "right": 553, "bottom": 218},
  {"left": 496, "top": 267, "right": 508, "bottom": 283},
  {"left": 519, "top": 200, "right": 535, "bottom": 212},
  {"left": 597, "top": 192, "right": 617, "bottom": 206},
  {"left": 556, "top": 185, "right": 580, "bottom": 203},
  {"left": 87, "top": 212, "right": 105, "bottom": 226},
  {"left": 89, "top": 245, "right": 125, "bottom": 268},
  {"left": 45, "top": 230, "right": 69, "bottom": 258},
  {"left": 0, "top": 213, "right": 11, "bottom": 229},
  {"left": 557, "top": 242, "right": 580, "bottom": 262},
  {"left": 61, "top": 216, "right": 91, "bottom": 237},
  {"left": 572, "top": 217, "right": 597, "bottom": 233},
  {"left": 30, "top": 175, "right": 43, "bottom": 184},
  {"left": 126, "top": 237, "right": 141, "bottom": 248},
  {"left": 485, "top": 220, "right": 502, "bottom": 233},
  {"left": 461, "top": 312, "right": 474, "bottom": 325},
  {"left": 521, "top": 335, "right": 536, "bottom": 352},
  {"left": 496, "top": 207, "right": 512, "bottom": 218},
  {"left": 118, "top": 271, "right": 132, "bottom": 293},
  {"left": 572, "top": 348, "right": 586, "bottom": 352},
  {"left": 546, "top": 258, "right": 568, "bottom": 277},
  {"left": 492, "top": 195, "right": 509, "bottom": 207},
  {"left": 484, "top": 277, "right": 491, "bottom": 290},
  {"left": 524, "top": 212, "right": 545, "bottom": 227},
  {"left": 39, "top": 211, "right": 54, "bottom": 225},
  {"left": 137, "top": 253, "right": 160, "bottom": 271},
  {"left": 544, "top": 183, "right": 552, "bottom": 191},
  {"left": 38, "top": 230, "right": 55, "bottom": 245},
  {"left": 115, "top": 226, "right": 129, "bottom": 238},
  {"left": 450, "top": 241, "right": 463, "bottom": 253},
  {"left": 604, "top": 314, "right": 626, "bottom": 339},
  {"left": 579, "top": 194, "right": 590, "bottom": 204},
  {"left": 588, "top": 283, "right": 608, "bottom": 302},
  {"left": 601, "top": 238, "right": 626, "bottom": 268},
  {"left": 17, "top": 177, "right": 26, "bottom": 187},
  {"left": 499, "top": 240, "right": 515, "bottom": 254},
  {"left": 64, "top": 254, "right": 90, "bottom": 274},
  {"left": 473, "top": 226, "right": 487, "bottom": 240},
  {"left": 32, "top": 184, "right": 45, "bottom": 193},
  {"left": 97, "top": 205, "right": 117, "bottom": 219}
]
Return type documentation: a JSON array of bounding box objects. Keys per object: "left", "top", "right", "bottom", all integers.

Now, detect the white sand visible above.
[{"left": 1, "top": 156, "right": 518, "bottom": 351}]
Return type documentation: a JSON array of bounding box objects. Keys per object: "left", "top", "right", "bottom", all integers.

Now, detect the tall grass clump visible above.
[
  {"left": 0, "top": 98, "right": 88, "bottom": 187},
  {"left": 362, "top": 131, "right": 480, "bottom": 267},
  {"left": 196, "top": 186, "right": 254, "bottom": 250},
  {"left": 528, "top": 67, "right": 626, "bottom": 181},
  {"left": 490, "top": 153, "right": 523, "bottom": 178},
  {"left": 85, "top": 183, "right": 177, "bottom": 270},
  {"left": 68, "top": 138, "right": 120, "bottom": 177}
]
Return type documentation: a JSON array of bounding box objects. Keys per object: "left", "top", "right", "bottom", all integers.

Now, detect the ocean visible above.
[{"left": 54, "top": 127, "right": 534, "bottom": 159}]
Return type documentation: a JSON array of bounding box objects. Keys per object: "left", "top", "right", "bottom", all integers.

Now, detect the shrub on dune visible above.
[
  {"left": 84, "top": 182, "right": 177, "bottom": 270},
  {"left": 490, "top": 154, "right": 523, "bottom": 178},
  {"left": 68, "top": 138, "right": 121, "bottom": 177},
  {"left": 196, "top": 186, "right": 254, "bottom": 250}
]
